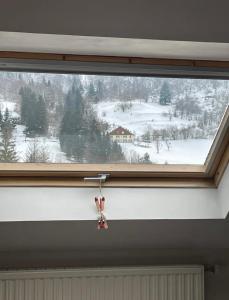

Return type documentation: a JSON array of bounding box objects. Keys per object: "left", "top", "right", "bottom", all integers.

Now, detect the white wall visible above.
[
  {"left": 0, "top": 165, "right": 227, "bottom": 222},
  {"left": 218, "top": 165, "right": 229, "bottom": 218},
  {"left": 0, "top": 180, "right": 223, "bottom": 222}
]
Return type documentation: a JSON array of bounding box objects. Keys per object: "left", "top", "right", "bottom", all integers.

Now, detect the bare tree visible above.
[
  {"left": 155, "top": 139, "right": 162, "bottom": 153},
  {"left": 129, "top": 150, "right": 141, "bottom": 163},
  {"left": 168, "top": 126, "right": 179, "bottom": 140},
  {"left": 116, "top": 102, "right": 132, "bottom": 113},
  {"left": 168, "top": 109, "right": 173, "bottom": 121},
  {"left": 25, "top": 139, "right": 50, "bottom": 163},
  {"left": 165, "top": 139, "right": 171, "bottom": 151}
]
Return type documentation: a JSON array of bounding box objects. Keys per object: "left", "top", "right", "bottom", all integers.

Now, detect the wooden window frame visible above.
[{"left": 0, "top": 51, "right": 228, "bottom": 188}]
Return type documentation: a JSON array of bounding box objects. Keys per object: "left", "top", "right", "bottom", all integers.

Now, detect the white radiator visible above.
[{"left": 0, "top": 266, "right": 204, "bottom": 300}]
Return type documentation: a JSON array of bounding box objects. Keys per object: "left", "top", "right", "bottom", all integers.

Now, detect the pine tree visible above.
[
  {"left": 36, "top": 95, "right": 48, "bottom": 135},
  {"left": 110, "top": 140, "right": 125, "bottom": 162},
  {"left": 60, "top": 84, "right": 84, "bottom": 135},
  {"left": 96, "top": 80, "right": 105, "bottom": 101},
  {"left": 140, "top": 152, "right": 151, "bottom": 164},
  {"left": 0, "top": 135, "right": 18, "bottom": 162},
  {"left": 159, "top": 81, "right": 171, "bottom": 105},
  {"left": 0, "top": 108, "right": 18, "bottom": 162},
  {"left": 0, "top": 110, "right": 3, "bottom": 126},
  {"left": 60, "top": 82, "right": 126, "bottom": 163},
  {"left": 20, "top": 87, "right": 48, "bottom": 136},
  {"left": 1, "top": 108, "right": 16, "bottom": 135},
  {"left": 4, "top": 108, "right": 10, "bottom": 122},
  {"left": 87, "top": 82, "right": 96, "bottom": 102},
  {"left": 72, "top": 76, "right": 84, "bottom": 93},
  {"left": 20, "top": 87, "right": 36, "bottom": 125},
  {"left": 87, "top": 130, "right": 110, "bottom": 163},
  {"left": 60, "top": 84, "right": 85, "bottom": 162}
]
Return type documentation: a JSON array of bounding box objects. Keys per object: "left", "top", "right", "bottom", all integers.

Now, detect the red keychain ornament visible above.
[
  {"left": 95, "top": 182, "right": 108, "bottom": 230},
  {"left": 95, "top": 197, "right": 100, "bottom": 211},
  {"left": 97, "top": 213, "right": 108, "bottom": 230}
]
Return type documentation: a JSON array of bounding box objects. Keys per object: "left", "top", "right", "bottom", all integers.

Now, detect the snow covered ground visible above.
[
  {"left": 95, "top": 100, "right": 213, "bottom": 164},
  {"left": 14, "top": 125, "right": 68, "bottom": 163},
  {"left": 94, "top": 100, "right": 194, "bottom": 135},
  {"left": 121, "top": 139, "right": 212, "bottom": 164},
  {"left": 0, "top": 100, "right": 19, "bottom": 118},
  {"left": 13, "top": 127, "right": 212, "bottom": 164},
  {"left": 0, "top": 100, "right": 67, "bottom": 163},
  {"left": 0, "top": 99, "right": 215, "bottom": 164}
]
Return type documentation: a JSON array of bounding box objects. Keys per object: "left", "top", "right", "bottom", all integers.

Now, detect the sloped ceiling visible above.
[
  {"left": 0, "top": 219, "right": 229, "bottom": 269},
  {"left": 0, "top": 0, "right": 228, "bottom": 43}
]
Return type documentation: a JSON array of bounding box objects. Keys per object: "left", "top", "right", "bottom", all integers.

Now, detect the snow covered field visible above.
[
  {"left": 0, "top": 98, "right": 215, "bottom": 164},
  {"left": 121, "top": 139, "right": 212, "bottom": 164},
  {"left": 14, "top": 125, "right": 68, "bottom": 163},
  {"left": 0, "top": 100, "right": 19, "bottom": 118},
  {"left": 14, "top": 132, "right": 212, "bottom": 164},
  {"left": 94, "top": 100, "right": 195, "bottom": 135},
  {"left": 94, "top": 100, "right": 212, "bottom": 164}
]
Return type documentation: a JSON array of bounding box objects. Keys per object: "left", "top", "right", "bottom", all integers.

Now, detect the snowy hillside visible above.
[
  {"left": 94, "top": 100, "right": 194, "bottom": 135},
  {"left": 94, "top": 100, "right": 213, "bottom": 164},
  {"left": 0, "top": 98, "right": 215, "bottom": 164},
  {"left": 0, "top": 71, "right": 228, "bottom": 164}
]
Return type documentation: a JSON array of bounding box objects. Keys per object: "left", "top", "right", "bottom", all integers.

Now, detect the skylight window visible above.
[{"left": 0, "top": 71, "right": 227, "bottom": 165}]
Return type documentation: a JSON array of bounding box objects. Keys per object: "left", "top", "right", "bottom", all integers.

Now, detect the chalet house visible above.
[{"left": 110, "top": 126, "right": 134, "bottom": 143}]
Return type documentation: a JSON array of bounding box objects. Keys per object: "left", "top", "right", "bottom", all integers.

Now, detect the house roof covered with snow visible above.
[{"left": 110, "top": 126, "right": 134, "bottom": 136}]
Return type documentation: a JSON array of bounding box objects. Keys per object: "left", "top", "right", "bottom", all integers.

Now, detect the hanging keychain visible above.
[
  {"left": 97, "top": 213, "right": 108, "bottom": 230},
  {"left": 95, "top": 180, "right": 108, "bottom": 230}
]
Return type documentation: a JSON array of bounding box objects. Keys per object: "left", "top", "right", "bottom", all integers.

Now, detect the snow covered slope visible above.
[
  {"left": 94, "top": 100, "right": 213, "bottom": 164},
  {"left": 94, "top": 100, "right": 195, "bottom": 136}
]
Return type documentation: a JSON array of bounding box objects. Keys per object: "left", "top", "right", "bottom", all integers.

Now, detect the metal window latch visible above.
[{"left": 84, "top": 173, "right": 110, "bottom": 183}]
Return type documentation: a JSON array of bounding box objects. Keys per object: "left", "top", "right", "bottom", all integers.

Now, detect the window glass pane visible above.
[{"left": 0, "top": 71, "right": 228, "bottom": 164}]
